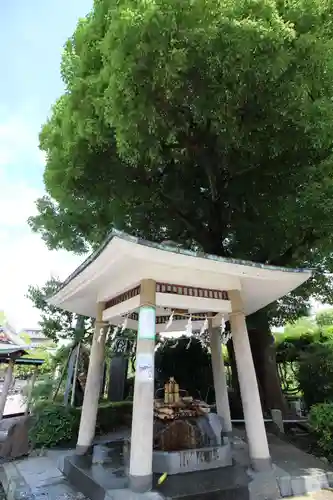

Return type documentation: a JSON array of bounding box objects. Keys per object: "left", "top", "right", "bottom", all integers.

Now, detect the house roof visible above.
[
  {"left": 47, "top": 230, "right": 312, "bottom": 322},
  {"left": 0, "top": 312, "right": 30, "bottom": 356}
]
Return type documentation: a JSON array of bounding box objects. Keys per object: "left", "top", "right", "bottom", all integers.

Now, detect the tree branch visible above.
[{"left": 269, "top": 229, "right": 319, "bottom": 267}]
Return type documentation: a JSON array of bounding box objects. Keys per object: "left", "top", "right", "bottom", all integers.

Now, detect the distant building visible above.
[{"left": 19, "top": 328, "right": 50, "bottom": 348}]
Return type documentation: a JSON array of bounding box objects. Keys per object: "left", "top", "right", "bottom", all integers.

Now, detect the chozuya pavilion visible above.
[{"left": 48, "top": 230, "right": 312, "bottom": 494}]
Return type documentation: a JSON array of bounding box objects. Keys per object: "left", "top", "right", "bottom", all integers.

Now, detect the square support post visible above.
[
  {"left": 229, "top": 290, "right": 271, "bottom": 472},
  {"left": 0, "top": 360, "right": 14, "bottom": 420},
  {"left": 25, "top": 365, "right": 39, "bottom": 416},
  {"left": 76, "top": 303, "right": 108, "bottom": 454},
  {"left": 129, "top": 279, "right": 156, "bottom": 493},
  {"left": 209, "top": 319, "right": 232, "bottom": 434}
]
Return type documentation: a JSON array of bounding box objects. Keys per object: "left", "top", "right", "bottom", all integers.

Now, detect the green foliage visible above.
[
  {"left": 275, "top": 333, "right": 313, "bottom": 395},
  {"left": 316, "top": 308, "right": 333, "bottom": 327},
  {"left": 29, "top": 402, "right": 79, "bottom": 448},
  {"left": 276, "top": 333, "right": 316, "bottom": 364},
  {"left": 309, "top": 403, "right": 333, "bottom": 459},
  {"left": 14, "top": 348, "right": 53, "bottom": 379},
  {"left": 281, "top": 317, "right": 317, "bottom": 339},
  {"left": 29, "top": 0, "right": 333, "bottom": 327},
  {"left": 22, "top": 375, "right": 57, "bottom": 408},
  {"left": 297, "top": 343, "right": 333, "bottom": 409},
  {"left": 29, "top": 400, "right": 133, "bottom": 449},
  {"left": 26, "top": 279, "right": 93, "bottom": 343},
  {"left": 275, "top": 313, "right": 333, "bottom": 397},
  {"left": 95, "top": 401, "right": 132, "bottom": 434},
  {"left": 275, "top": 312, "right": 333, "bottom": 363}
]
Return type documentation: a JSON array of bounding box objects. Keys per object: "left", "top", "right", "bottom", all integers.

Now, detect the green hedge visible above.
[
  {"left": 309, "top": 403, "right": 333, "bottom": 460},
  {"left": 29, "top": 403, "right": 80, "bottom": 448},
  {"left": 94, "top": 401, "right": 132, "bottom": 434},
  {"left": 29, "top": 400, "right": 133, "bottom": 449},
  {"left": 297, "top": 343, "right": 333, "bottom": 409}
]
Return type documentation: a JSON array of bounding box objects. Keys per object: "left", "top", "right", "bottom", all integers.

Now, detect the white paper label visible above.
[
  {"left": 138, "top": 306, "right": 156, "bottom": 340},
  {"left": 136, "top": 353, "right": 154, "bottom": 382}
]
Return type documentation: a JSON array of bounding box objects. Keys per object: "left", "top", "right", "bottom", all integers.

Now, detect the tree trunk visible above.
[
  {"left": 247, "top": 311, "right": 288, "bottom": 415},
  {"left": 226, "top": 340, "right": 243, "bottom": 418},
  {"left": 227, "top": 311, "right": 288, "bottom": 416}
]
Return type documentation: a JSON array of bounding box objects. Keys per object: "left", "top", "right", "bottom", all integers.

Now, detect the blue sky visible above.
[{"left": 0, "top": 0, "right": 92, "bottom": 328}]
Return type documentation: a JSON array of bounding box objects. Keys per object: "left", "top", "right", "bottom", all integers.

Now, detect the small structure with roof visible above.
[
  {"left": 0, "top": 312, "right": 43, "bottom": 419},
  {"left": 48, "top": 230, "right": 312, "bottom": 496},
  {"left": 19, "top": 328, "right": 50, "bottom": 348}
]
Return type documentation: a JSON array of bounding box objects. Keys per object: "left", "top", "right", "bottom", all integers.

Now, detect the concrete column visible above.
[
  {"left": 129, "top": 279, "right": 156, "bottom": 493},
  {"left": 25, "top": 365, "right": 39, "bottom": 415},
  {"left": 76, "top": 303, "right": 107, "bottom": 454},
  {"left": 229, "top": 290, "right": 271, "bottom": 472},
  {"left": 209, "top": 320, "right": 232, "bottom": 434},
  {"left": 0, "top": 360, "right": 14, "bottom": 419}
]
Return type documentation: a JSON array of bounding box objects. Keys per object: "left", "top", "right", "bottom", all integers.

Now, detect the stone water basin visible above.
[{"left": 152, "top": 412, "right": 233, "bottom": 475}]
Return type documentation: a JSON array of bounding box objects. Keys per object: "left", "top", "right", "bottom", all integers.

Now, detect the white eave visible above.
[{"left": 48, "top": 231, "right": 312, "bottom": 319}]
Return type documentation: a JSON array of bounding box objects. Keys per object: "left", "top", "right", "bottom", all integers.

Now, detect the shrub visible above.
[
  {"left": 29, "top": 402, "right": 79, "bottom": 448},
  {"left": 29, "top": 400, "right": 133, "bottom": 449},
  {"left": 309, "top": 403, "right": 333, "bottom": 459},
  {"left": 95, "top": 401, "right": 132, "bottom": 434},
  {"left": 297, "top": 342, "right": 333, "bottom": 409},
  {"left": 21, "top": 374, "right": 63, "bottom": 409}
]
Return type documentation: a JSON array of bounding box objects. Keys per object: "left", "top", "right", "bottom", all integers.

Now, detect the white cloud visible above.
[
  {"left": 0, "top": 116, "right": 83, "bottom": 331},
  {"left": 0, "top": 229, "right": 83, "bottom": 330}
]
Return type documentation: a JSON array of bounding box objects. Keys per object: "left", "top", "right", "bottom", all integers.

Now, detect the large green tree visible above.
[
  {"left": 27, "top": 279, "right": 93, "bottom": 343},
  {"left": 29, "top": 0, "right": 333, "bottom": 412}
]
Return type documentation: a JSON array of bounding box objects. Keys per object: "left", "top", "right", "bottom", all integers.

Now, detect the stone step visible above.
[
  {"left": 154, "top": 466, "right": 250, "bottom": 499},
  {"left": 64, "top": 454, "right": 249, "bottom": 500},
  {"left": 64, "top": 454, "right": 128, "bottom": 500}
]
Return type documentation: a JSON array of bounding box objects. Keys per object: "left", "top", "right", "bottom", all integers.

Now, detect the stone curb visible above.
[
  {"left": 276, "top": 471, "right": 333, "bottom": 497},
  {"left": 105, "top": 491, "right": 166, "bottom": 500},
  {"left": 2, "top": 461, "right": 34, "bottom": 500}
]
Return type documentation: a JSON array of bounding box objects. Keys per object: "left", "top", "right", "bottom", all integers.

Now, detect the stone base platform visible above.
[
  {"left": 62, "top": 439, "right": 249, "bottom": 500},
  {"left": 63, "top": 452, "right": 250, "bottom": 500},
  {"left": 58, "top": 431, "right": 333, "bottom": 500},
  {"left": 152, "top": 443, "right": 232, "bottom": 475},
  {"left": 153, "top": 466, "right": 250, "bottom": 499},
  {"left": 63, "top": 442, "right": 128, "bottom": 500}
]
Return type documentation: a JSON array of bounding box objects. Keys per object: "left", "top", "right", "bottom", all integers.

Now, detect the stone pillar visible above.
[
  {"left": 209, "top": 320, "right": 232, "bottom": 434},
  {"left": 25, "top": 365, "right": 39, "bottom": 416},
  {"left": 229, "top": 290, "right": 271, "bottom": 472},
  {"left": 0, "top": 360, "right": 14, "bottom": 419},
  {"left": 76, "top": 303, "right": 107, "bottom": 454},
  {"left": 271, "top": 409, "right": 284, "bottom": 434},
  {"left": 129, "top": 279, "right": 156, "bottom": 493}
]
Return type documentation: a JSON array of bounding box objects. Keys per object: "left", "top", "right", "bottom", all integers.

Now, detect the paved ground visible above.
[
  {"left": 2, "top": 449, "right": 87, "bottom": 499},
  {"left": 232, "top": 429, "right": 333, "bottom": 497},
  {"left": 1, "top": 429, "right": 333, "bottom": 499}
]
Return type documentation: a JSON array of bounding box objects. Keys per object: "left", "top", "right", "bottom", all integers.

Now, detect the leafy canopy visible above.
[
  {"left": 27, "top": 279, "right": 93, "bottom": 343},
  {"left": 30, "top": 0, "right": 333, "bottom": 324},
  {"left": 275, "top": 308, "right": 333, "bottom": 363}
]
